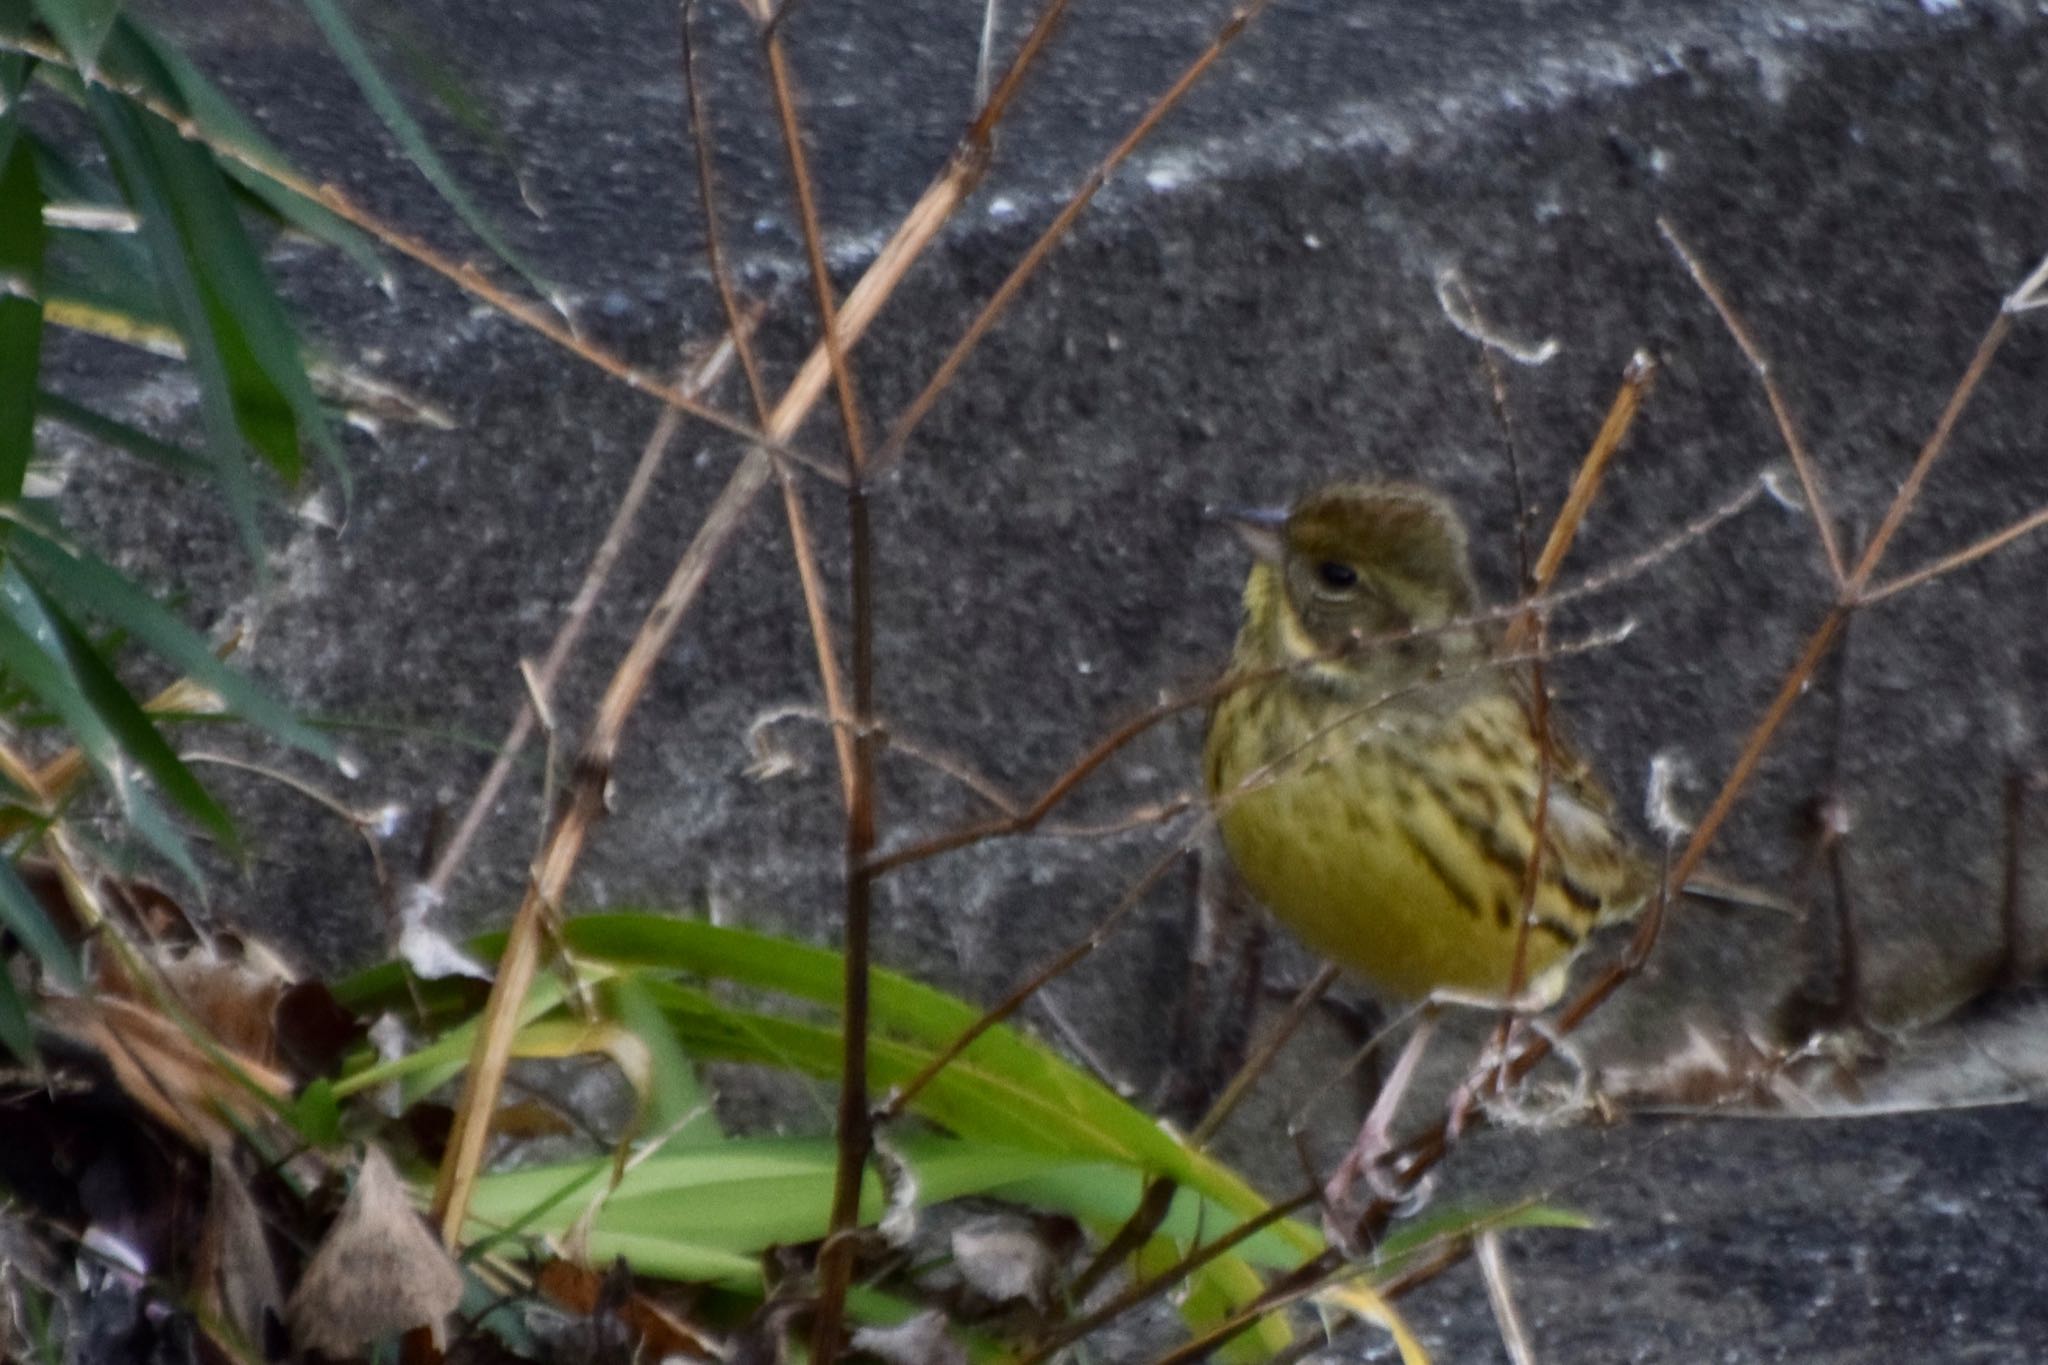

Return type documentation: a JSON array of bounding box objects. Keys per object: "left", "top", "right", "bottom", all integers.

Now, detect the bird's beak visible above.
[{"left": 1207, "top": 503, "right": 1288, "bottom": 564}]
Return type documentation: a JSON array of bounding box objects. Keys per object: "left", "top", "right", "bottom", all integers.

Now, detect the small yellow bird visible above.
[
  {"left": 1203, "top": 482, "right": 1651, "bottom": 1199},
  {"left": 1204, "top": 481, "right": 1650, "bottom": 1008}
]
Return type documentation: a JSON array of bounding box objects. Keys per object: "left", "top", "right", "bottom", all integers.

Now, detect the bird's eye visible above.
[{"left": 1316, "top": 560, "right": 1359, "bottom": 590}]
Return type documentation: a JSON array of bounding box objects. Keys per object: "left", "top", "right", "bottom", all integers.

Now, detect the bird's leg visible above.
[
  {"left": 1323, "top": 1004, "right": 1440, "bottom": 1231},
  {"left": 1458, "top": 1014, "right": 1613, "bottom": 1131}
]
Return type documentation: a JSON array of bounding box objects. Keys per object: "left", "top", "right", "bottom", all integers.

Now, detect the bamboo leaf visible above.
[
  {"left": 295, "top": 0, "right": 556, "bottom": 306},
  {"left": 0, "top": 851, "right": 78, "bottom": 989},
  {"left": 29, "top": 0, "right": 120, "bottom": 77},
  {"left": 30, "top": 577, "right": 235, "bottom": 846},
  {"left": 609, "top": 975, "right": 723, "bottom": 1148},
  {"left": 0, "top": 573, "right": 202, "bottom": 883},
  {"left": 85, "top": 85, "right": 264, "bottom": 557},
  {"left": 0, "top": 127, "right": 44, "bottom": 504},
  {"left": 112, "top": 18, "right": 385, "bottom": 283},
  {"left": 10, "top": 522, "right": 334, "bottom": 760}
]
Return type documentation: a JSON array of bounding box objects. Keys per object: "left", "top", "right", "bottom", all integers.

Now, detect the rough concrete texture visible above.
[{"left": 67, "top": 0, "right": 2048, "bottom": 1358}]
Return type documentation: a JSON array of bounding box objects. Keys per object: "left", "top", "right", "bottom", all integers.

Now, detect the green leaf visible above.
[
  {"left": 113, "top": 18, "right": 385, "bottom": 285},
  {"left": 0, "top": 965, "right": 34, "bottom": 1064},
  {"left": 339, "top": 917, "right": 1337, "bottom": 1359},
  {"left": 0, "top": 573, "right": 202, "bottom": 883},
  {"left": 30, "top": 0, "right": 121, "bottom": 77},
  {"left": 609, "top": 975, "right": 723, "bottom": 1148},
  {"left": 85, "top": 86, "right": 264, "bottom": 557},
  {"left": 0, "top": 128, "right": 44, "bottom": 504},
  {"left": 295, "top": 0, "right": 556, "bottom": 305},
  {"left": 86, "top": 59, "right": 348, "bottom": 530},
  {"left": 330, "top": 974, "right": 571, "bottom": 1107},
  {"left": 0, "top": 854, "right": 78, "bottom": 989},
  {"left": 468, "top": 1133, "right": 1082, "bottom": 1280},
  {"left": 10, "top": 522, "right": 334, "bottom": 761},
  {"left": 290, "top": 1078, "right": 344, "bottom": 1147},
  {"left": 34, "top": 581, "right": 236, "bottom": 847}
]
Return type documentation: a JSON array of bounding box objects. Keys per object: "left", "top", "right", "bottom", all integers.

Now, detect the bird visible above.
[{"left": 1201, "top": 480, "right": 1652, "bottom": 1208}]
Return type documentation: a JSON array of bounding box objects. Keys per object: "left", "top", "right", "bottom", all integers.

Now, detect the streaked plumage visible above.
[{"left": 1203, "top": 482, "right": 1648, "bottom": 1008}]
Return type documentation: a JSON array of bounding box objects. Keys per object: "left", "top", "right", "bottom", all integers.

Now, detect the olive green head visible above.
[{"left": 1235, "top": 482, "right": 1481, "bottom": 668}]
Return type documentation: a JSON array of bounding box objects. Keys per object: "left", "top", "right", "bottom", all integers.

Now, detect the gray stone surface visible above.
[{"left": 62, "top": 0, "right": 2048, "bottom": 1357}]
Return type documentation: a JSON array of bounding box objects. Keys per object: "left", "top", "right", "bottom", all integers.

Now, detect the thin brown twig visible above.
[
  {"left": 1476, "top": 1230, "right": 1536, "bottom": 1365},
  {"left": 0, "top": 31, "right": 828, "bottom": 476},
  {"left": 1845, "top": 309, "right": 2015, "bottom": 594},
  {"left": 1665, "top": 328, "right": 2013, "bottom": 902},
  {"left": 1067, "top": 962, "right": 1340, "bottom": 1304},
  {"left": 777, "top": 478, "right": 860, "bottom": 810},
  {"left": 865, "top": 684, "right": 1225, "bottom": 875},
  {"left": 681, "top": 0, "right": 857, "bottom": 809},
  {"left": 875, "top": 839, "right": 1190, "bottom": 1122},
  {"left": 869, "top": 482, "right": 1758, "bottom": 877},
  {"left": 1257, "top": 1241, "right": 1476, "bottom": 1365},
  {"left": 681, "top": 0, "right": 774, "bottom": 420},
  {"left": 763, "top": 38, "right": 872, "bottom": 475},
  {"left": 812, "top": 480, "right": 878, "bottom": 1364},
  {"left": 746, "top": 19, "right": 887, "bottom": 1360},
  {"left": 1659, "top": 217, "right": 1846, "bottom": 585},
  {"left": 1193, "top": 963, "right": 1342, "bottom": 1146},
  {"left": 1858, "top": 502, "right": 2048, "bottom": 606},
  {"left": 1529, "top": 349, "right": 1658, "bottom": 595},
  {"left": 1496, "top": 349, "right": 1654, "bottom": 1073},
  {"left": 427, "top": 0, "right": 1033, "bottom": 1244},
  {"left": 1146, "top": 1237, "right": 1454, "bottom": 1365},
  {"left": 183, "top": 750, "right": 396, "bottom": 917},
  {"left": 1014, "top": 1187, "right": 1320, "bottom": 1365},
  {"left": 869, "top": 0, "right": 1276, "bottom": 477},
  {"left": 421, "top": 333, "right": 746, "bottom": 909},
  {"left": 1292, "top": 241, "right": 2048, "bottom": 1269},
  {"left": 429, "top": 449, "right": 777, "bottom": 1243}
]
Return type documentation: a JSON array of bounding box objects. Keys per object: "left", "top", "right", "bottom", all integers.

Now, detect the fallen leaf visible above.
[
  {"left": 534, "top": 1257, "right": 722, "bottom": 1359},
  {"left": 286, "top": 1146, "right": 464, "bottom": 1356},
  {"left": 197, "top": 1150, "right": 284, "bottom": 1355},
  {"left": 41, "top": 994, "right": 291, "bottom": 1150}
]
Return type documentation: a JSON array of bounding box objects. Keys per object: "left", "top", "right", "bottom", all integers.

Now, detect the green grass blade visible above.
[
  {"left": 471, "top": 1134, "right": 1084, "bottom": 1275},
  {"left": 343, "top": 921, "right": 1324, "bottom": 1358}
]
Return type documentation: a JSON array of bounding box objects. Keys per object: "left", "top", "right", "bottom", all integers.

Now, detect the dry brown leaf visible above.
[
  {"left": 155, "top": 945, "right": 290, "bottom": 1065},
  {"left": 286, "top": 1146, "right": 464, "bottom": 1356},
  {"left": 40, "top": 994, "right": 292, "bottom": 1150},
  {"left": 196, "top": 1150, "right": 284, "bottom": 1354},
  {"left": 534, "top": 1258, "right": 723, "bottom": 1359}
]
